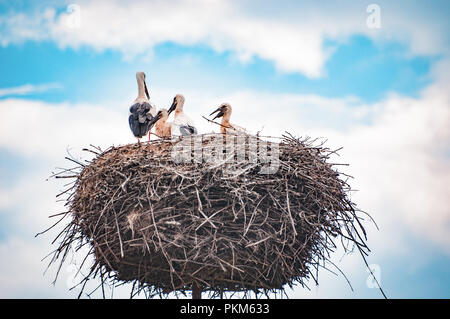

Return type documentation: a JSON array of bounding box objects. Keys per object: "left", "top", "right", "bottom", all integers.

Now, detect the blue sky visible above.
[
  {"left": 0, "top": 0, "right": 449, "bottom": 298},
  {"left": 0, "top": 36, "right": 435, "bottom": 103}
]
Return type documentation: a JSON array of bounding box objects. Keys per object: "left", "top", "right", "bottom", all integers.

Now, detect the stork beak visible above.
[
  {"left": 144, "top": 80, "right": 150, "bottom": 100},
  {"left": 210, "top": 107, "right": 224, "bottom": 120},
  {"left": 168, "top": 97, "right": 177, "bottom": 115}
]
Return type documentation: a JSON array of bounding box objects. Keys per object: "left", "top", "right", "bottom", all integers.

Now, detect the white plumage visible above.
[{"left": 168, "top": 94, "right": 198, "bottom": 136}]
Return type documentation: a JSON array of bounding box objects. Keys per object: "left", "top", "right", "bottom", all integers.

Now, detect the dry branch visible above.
[{"left": 42, "top": 133, "right": 373, "bottom": 298}]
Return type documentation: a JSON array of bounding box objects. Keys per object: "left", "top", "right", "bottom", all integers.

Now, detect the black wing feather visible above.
[
  {"left": 179, "top": 125, "right": 197, "bottom": 136},
  {"left": 128, "top": 102, "right": 155, "bottom": 138}
]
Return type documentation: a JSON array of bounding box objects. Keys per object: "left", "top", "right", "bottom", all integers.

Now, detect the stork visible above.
[
  {"left": 128, "top": 71, "right": 157, "bottom": 142},
  {"left": 209, "top": 103, "right": 246, "bottom": 135},
  {"left": 167, "top": 94, "right": 198, "bottom": 136},
  {"left": 149, "top": 108, "right": 172, "bottom": 138}
]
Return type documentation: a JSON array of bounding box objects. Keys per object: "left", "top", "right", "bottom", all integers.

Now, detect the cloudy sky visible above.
[{"left": 0, "top": 0, "right": 449, "bottom": 298}]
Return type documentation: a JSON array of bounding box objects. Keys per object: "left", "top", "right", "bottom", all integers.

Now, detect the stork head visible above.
[
  {"left": 168, "top": 94, "right": 185, "bottom": 114},
  {"left": 158, "top": 108, "right": 169, "bottom": 120},
  {"left": 210, "top": 103, "right": 232, "bottom": 120},
  {"left": 136, "top": 71, "right": 150, "bottom": 100},
  {"left": 147, "top": 108, "right": 168, "bottom": 128},
  {"left": 136, "top": 71, "right": 145, "bottom": 81}
]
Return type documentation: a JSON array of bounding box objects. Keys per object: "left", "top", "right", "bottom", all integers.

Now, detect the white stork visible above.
[
  {"left": 167, "top": 94, "right": 198, "bottom": 136},
  {"left": 149, "top": 108, "right": 172, "bottom": 138},
  {"left": 209, "top": 103, "right": 246, "bottom": 135},
  {"left": 128, "top": 71, "right": 157, "bottom": 142}
]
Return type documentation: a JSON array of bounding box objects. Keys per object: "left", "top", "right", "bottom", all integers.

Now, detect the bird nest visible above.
[{"left": 44, "top": 133, "right": 372, "bottom": 298}]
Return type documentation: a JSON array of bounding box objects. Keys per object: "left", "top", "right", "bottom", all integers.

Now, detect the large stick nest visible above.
[{"left": 45, "top": 133, "right": 372, "bottom": 298}]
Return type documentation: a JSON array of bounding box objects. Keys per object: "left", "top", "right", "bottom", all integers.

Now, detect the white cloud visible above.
[
  {"left": 0, "top": 83, "right": 62, "bottom": 97},
  {"left": 0, "top": 0, "right": 448, "bottom": 77},
  {"left": 0, "top": 169, "right": 143, "bottom": 298},
  {"left": 341, "top": 88, "right": 450, "bottom": 253},
  {"left": 0, "top": 237, "right": 67, "bottom": 298},
  {"left": 0, "top": 236, "right": 137, "bottom": 298},
  {"left": 0, "top": 99, "right": 130, "bottom": 160}
]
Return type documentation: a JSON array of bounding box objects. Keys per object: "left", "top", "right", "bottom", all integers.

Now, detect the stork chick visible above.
[
  {"left": 167, "top": 94, "right": 198, "bottom": 136},
  {"left": 128, "top": 71, "right": 157, "bottom": 142},
  {"left": 209, "top": 103, "right": 246, "bottom": 135},
  {"left": 149, "top": 109, "right": 172, "bottom": 138}
]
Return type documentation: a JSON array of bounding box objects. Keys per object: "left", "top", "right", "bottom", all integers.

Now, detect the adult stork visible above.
[
  {"left": 128, "top": 71, "right": 157, "bottom": 142},
  {"left": 167, "top": 94, "right": 198, "bottom": 136},
  {"left": 209, "top": 103, "right": 246, "bottom": 135}
]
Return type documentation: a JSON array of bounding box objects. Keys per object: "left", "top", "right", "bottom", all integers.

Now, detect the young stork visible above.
[
  {"left": 128, "top": 71, "right": 157, "bottom": 142},
  {"left": 209, "top": 103, "right": 246, "bottom": 135},
  {"left": 167, "top": 94, "right": 198, "bottom": 136},
  {"left": 149, "top": 108, "right": 172, "bottom": 138}
]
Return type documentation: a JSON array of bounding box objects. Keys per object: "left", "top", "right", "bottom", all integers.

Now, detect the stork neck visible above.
[
  {"left": 221, "top": 117, "right": 231, "bottom": 127},
  {"left": 155, "top": 118, "right": 164, "bottom": 131},
  {"left": 137, "top": 78, "right": 147, "bottom": 100},
  {"left": 222, "top": 112, "right": 231, "bottom": 123}
]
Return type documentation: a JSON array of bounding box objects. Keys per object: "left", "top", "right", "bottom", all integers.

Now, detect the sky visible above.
[{"left": 0, "top": 0, "right": 449, "bottom": 298}]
